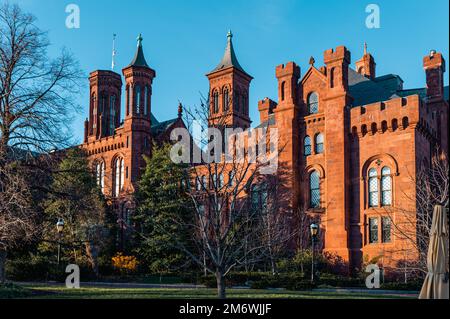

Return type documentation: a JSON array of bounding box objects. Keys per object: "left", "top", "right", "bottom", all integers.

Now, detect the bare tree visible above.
[
  {"left": 387, "top": 151, "right": 449, "bottom": 277},
  {"left": 0, "top": 162, "right": 36, "bottom": 283},
  {"left": 0, "top": 2, "right": 82, "bottom": 157},
  {"left": 163, "top": 96, "right": 294, "bottom": 298}
]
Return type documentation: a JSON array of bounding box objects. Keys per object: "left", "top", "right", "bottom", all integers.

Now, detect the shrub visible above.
[
  {"left": 111, "top": 253, "right": 138, "bottom": 275},
  {"left": 0, "top": 283, "right": 32, "bottom": 299}
]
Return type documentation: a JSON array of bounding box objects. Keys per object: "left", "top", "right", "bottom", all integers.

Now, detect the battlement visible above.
[
  {"left": 275, "top": 61, "right": 300, "bottom": 78},
  {"left": 349, "top": 95, "right": 430, "bottom": 137},
  {"left": 258, "top": 97, "right": 277, "bottom": 123},
  {"left": 89, "top": 70, "right": 122, "bottom": 87},
  {"left": 423, "top": 52, "right": 446, "bottom": 71},
  {"left": 324, "top": 46, "right": 351, "bottom": 64},
  {"left": 84, "top": 127, "right": 127, "bottom": 156}
]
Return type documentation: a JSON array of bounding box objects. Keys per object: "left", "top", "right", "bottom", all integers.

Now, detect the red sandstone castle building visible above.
[{"left": 81, "top": 33, "right": 448, "bottom": 270}]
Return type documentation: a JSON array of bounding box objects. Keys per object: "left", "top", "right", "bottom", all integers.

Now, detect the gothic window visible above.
[
  {"left": 281, "top": 81, "right": 286, "bottom": 101},
  {"left": 95, "top": 161, "right": 105, "bottom": 193},
  {"left": 315, "top": 133, "right": 324, "bottom": 154},
  {"left": 368, "top": 168, "right": 379, "bottom": 207},
  {"left": 201, "top": 175, "right": 207, "bottom": 190},
  {"left": 195, "top": 177, "right": 201, "bottom": 191},
  {"left": 135, "top": 86, "right": 141, "bottom": 114},
  {"left": 126, "top": 86, "right": 131, "bottom": 116},
  {"left": 228, "top": 170, "right": 235, "bottom": 187},
  {"left": 251, "top": 183, "right": 268, "bottom": 213},
  {"left": 382, "top": 217, "right": 391, "bottom": 243},
  {"left": 381, "top": 166, "right": 392, "bottom": 206},
  {"left": 304, "top": 136, "right": 312, "bottom": 157},
  {"left": 213, "top": 91, "right": 219, "bottom": 113},
  {"left": 109, "top": 95, "right": 116, "bottom": 135},
  {"left": 219, "top": 173, "right": 224, "bottom": 188},
  {"left": 223, "top": 88, "right": 229, "bottom": 111},
  {"left": 309, "top": 170, "right": 320, "bottom": 208},
  {"left": 307, "top": 92, "right": 319, "bottom": 115},
  {"left": 92, "top": 94, "right": 97, "bottom": 130},
  {"left": 113, "top": 157, "right": 124, "bottom": 197},
  {"left": 402, "top": 117, "right": 409, "bottom": 129},
  {"left": 235, "top": 91, "right": 240, "bottom": 112},
  {"left": 144, "top": 86, "right": 149, "bottom": 116},
  {"left": 369, "top": 217, "right": 378, "bottom": 243}
]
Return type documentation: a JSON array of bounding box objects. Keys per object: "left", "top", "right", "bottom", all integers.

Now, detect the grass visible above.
[{"left": 2, "top": 284, "right": 416, "bottom": 299}]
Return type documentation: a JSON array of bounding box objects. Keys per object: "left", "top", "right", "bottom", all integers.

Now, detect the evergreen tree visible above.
[
  {"left": 134, "top": 144, "right": 193, "bottom": 274},
  {"left": 41, "top": 148, "right": 110, "bottom": 276}
]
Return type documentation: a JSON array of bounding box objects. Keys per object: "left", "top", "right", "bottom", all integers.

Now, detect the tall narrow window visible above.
[
  {"left": 114, "top": 157, "right": 124, "bottom": 197},
  {"left": 235, "top": 92, "right": 240, "bottom": 112},
  {"left": 109, "top": 95, "right": 116, "bottom": 135},
  {"left": 309, "top": 170, "right": 320, "bottom": 208},
  {"left": 95, "top": 161, "right": 105, "bottom": 193},
  {"left": 304, "top": 136, "right": 312, "bottom": 157},
  {"left": 281, "top": 81, "right": 286, "bottom": 101},
  {"left": 144, "top": 86, "right": 148, "bottom": 116},
  {"left": 368, "top": 168, "right": 379, "bottom": 207},
  {"left": 315, "top": 133, "right": 324, "bottom": 154},
  {"left": 330, "top": 68, "right": 335, "bottom": 88},
  {"left": 135, "top": 86, "right": 141, "bottom": 114},
  {"left": 382, "top": 217, "right": 391, "bottom": 243},
  {"left": 381, "top": 166, "right": 392, "bottom": 206},
  {"left": 126, "top": 86, "right": 130, "bottom": 116},
  {"left": 223, "top": 88, "right": 229, "bottom": 111},
  {"left": 219, "top": 173, "right": 224, "bottom": 188},
  {"left": 92, "top": 94, "right": 97, "bottom": 130},
  {"left": 213, "top": 91, "right": 219, "bottom": 113},
  {"left": 307, "top": 92, "right": 319, "bottom": 114},
  {"left": 228, "top": 170, "right": 235, "bottom": 187},
  {"left": 369, "top": 217, "right": 379, "bottom": 243},
  {"left": 201, "top": 175, "right": 206, "bottom": 190}
]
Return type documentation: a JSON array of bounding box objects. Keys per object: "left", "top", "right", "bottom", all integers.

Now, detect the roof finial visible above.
[
  {"left": 364, "top": 42, "right": 368, "bottom": 55},
  {"left": 309, "top": 56, "right": 315, "bottom": 66},
  {"left": 178, "top": 102, "right": 183, "bottom": 119},
  {"left": 227, "top": 30, "right": 233, "bottom": 40},
  {"left": 137, "top": 33, "right": 143, "bottom": 47}
]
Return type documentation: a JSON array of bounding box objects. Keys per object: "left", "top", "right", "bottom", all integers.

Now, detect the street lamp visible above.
[
  {"left": 310, "top": 223, "right": 319, "bottom": 284},
  {"left": 56, "top": 218, "right": 64, "bottom": 265}
]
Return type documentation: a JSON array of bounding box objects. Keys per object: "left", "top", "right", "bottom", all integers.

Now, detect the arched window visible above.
[
  {"left": 309, "top": 170, "right": 320, "bottom": 208},
  {"left": 307, "top": 92, "right": 319, "bottom": 114},
  {"left": 213, "top": 91, "right": 219, "bottom": 113},
  {"left": 392, "top": 118, "right": 398, "bottom": 131},
  {"left": 228, "top": 170, "right": 235, "bottom": 187},
  {"left": 381, "top": 166, "right": 392, "bottom": 206},
  {"left": 201, "top": 175, "right": 207, "bottom": 189},
  {"left": 195, "top": 177, "right": 201, "bottom": 191},
  {"left": 223, "top": 88, "right": 229, "bottom": 111},
  {"left": 304, "top": 136, "right": 312, "bottom": 156},
  {"left": 135, "top": 86, "right": 141, "bottom": 114},
  {"left": 368, "top": 168, "right": 379, "bottom": 207},
  {"left": 281, "top": 81, "right": 286, "bottom": 101},
  {"left": 113, "top": 157, "right": 124, "bottom": 197},
  {"left": 315, "top": 133, "right": 324, "bottom": 154},
  {"left": 109, "top": 95, "right": 116, "bottom": 135},
  {"left": 126, "top": 86, "right": 130, "bottom": 116},
  {"left": 95, "top": 161, "right": 105, "bottom": 193},
  {"left": 235, "top": 91, "right": 240, "bottom": 112},
  {"left": 144, "top": 86, "right": 149, "bottom": 116},
  {"left": 381, "top": 121, "right": 388, "bottom": 133},
  {"left": 218, "top": 173, "right": 224, "bottom": 188},
  {"left": 92, "top": 94, "right": 97, "bottom": 130}
]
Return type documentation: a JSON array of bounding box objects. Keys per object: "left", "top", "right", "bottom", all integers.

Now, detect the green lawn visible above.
[{"left": 2, "top": 284, "right": 416, "bottom": 299}]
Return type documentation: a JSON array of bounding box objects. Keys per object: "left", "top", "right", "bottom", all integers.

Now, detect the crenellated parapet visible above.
[{"left": 349, "top": 95, "right": 436, "bottom": 141}]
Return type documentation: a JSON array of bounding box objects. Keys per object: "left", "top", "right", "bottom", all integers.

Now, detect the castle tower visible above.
[
  {"left": 206, "top": 31, "right": 252, "bottom": 129},
  {"left": 86, "top": 70, "right": 122, "bottom": 141},
  {"left": 323, "top": 46, "right": 353, "bottom": 264},
  {"left": 355, "top": 43, "right": 376, "bottom": 79},
  {"left": 122, "top": 34, "right": 156, "bottom": 183}
]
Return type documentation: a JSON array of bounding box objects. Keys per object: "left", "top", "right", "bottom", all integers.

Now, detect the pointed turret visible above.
[
  {"left": 206, "top": 31, "right": 252, "bottom": 129},
  {"left": 208, "top": 31, "right": 249, "bottom": 76},
  {"left": 128, "top": 33, "right": 149, "bottom": 68}
]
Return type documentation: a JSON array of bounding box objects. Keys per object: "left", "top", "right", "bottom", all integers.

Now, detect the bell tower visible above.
[
  {"left": 206, "top": 31, "right": 252, "bottom": 129},
  {"left": 122, "top": 34, "right": 156, "bottom": 183}
]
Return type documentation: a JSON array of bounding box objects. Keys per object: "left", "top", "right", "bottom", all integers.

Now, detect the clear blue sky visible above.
[{"left": 13, "top": 0, "right": 450, "bottom": 144}]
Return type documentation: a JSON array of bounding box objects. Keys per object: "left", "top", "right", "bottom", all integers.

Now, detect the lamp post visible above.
[
  {"left": 56, "top": 218, "right": 64, "bottom": 265},
  {"left": 310, "top": 223, "right": 319, "bottom": 284}
]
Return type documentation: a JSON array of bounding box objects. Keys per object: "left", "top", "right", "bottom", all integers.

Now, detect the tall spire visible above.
[
  {"left": 128, "top": 33, "right": 149, "bottom": 68},
  {"left": 208, "top": 30, "right": 247, "bottom": 75},
  {"left": 364, "top": 42, "right": 368, "bottom": 55}
]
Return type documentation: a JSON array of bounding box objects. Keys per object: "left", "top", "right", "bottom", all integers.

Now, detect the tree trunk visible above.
[
  {"left": 0, "top": 249, "right": 7, "bottom": 284},
  {"left": 215, "top": 269, "right": 226, "bottom": 299},
  {"left": 85, "top": 242, "right": 99, "bottom": 278}
]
